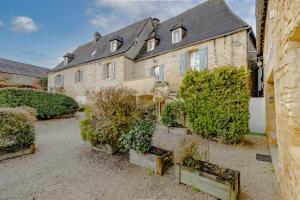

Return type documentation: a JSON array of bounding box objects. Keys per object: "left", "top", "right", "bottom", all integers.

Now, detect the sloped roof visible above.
[
  {"left": 53, "top": 18, "right": 150, "bottom": 71},
  {"left": 0, "top": 57, "right": 49, "bottom": 78},
  {"left": 137, "top": 0, "right": 249, "bottom": 59},
  {"left": 53, "top": 0, "right": 251, "bottom": 71}
]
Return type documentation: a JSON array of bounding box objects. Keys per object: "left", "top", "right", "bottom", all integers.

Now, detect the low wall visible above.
[{"left": 123, "top": 77, "right": 155, "bottom": 96}]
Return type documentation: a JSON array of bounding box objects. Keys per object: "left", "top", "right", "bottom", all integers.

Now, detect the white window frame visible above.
[
  {"left": 55, "top": 75, "right": 64, "bottom": 86},
  {"left": 106, "top": 63, "right": 112, "bottom": 79},
  {"left": 110, "top": 40, "right": 117, "bottom": 52},
  {"left": 75, "top": 70, "right": 83, "bottom": 83},
  {"left": 147, "top": 39, "right": 155, "bottom": 52},
  {"left": 154, "top": 66, "right": 160, "bottom": 82},
  {"left": 172, "top": 28, "right": 182, "bottom": 44},
  {"left": 189, "top": 50, "right": 200, "bottom": 71},
  {"left": 64, "top": 57, "right": 68, "bottom": 65}
]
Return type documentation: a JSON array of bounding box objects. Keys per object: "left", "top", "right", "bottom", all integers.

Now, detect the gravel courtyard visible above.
[{"left": 0, "top": 113, "right": 281, "bottom": 200}]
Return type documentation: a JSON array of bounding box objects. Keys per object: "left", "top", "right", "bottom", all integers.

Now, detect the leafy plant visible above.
[
  {"left": 80, "top": 86, "right": 146, "bottom": 148},
  {"left": 192, "top": 186, "right": 201, "bottom": 193},
  {"left": 180, "top": 66, "right": 250, "bottom": 143},
  {"left": 0, "top": 88, "right": 79, "bottom": 119},
  {"left": 119, "top": 105, "right": 156, "bottom": 154},
  {"left": 0, "top": 107, "right": 36, "bottom": 153},
  {"left": 39, "top": 77, "right": 48, "bottom": 91},
  {"left": 161, "top": 99, "right": 186, "bottom": 127}
]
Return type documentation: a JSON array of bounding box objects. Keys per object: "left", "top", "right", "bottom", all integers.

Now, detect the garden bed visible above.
[
  {"left": 0, "top": 144, "right": 35, "bottom": 161},
  {"left": 175, "top": 160, "right": 240, "bottom": 200},
  {"left": 91, "top": 144, "right": 118, "bottom": 155},
  {"left": 130, "top": 146, "right": 173, "bottom": 175}
]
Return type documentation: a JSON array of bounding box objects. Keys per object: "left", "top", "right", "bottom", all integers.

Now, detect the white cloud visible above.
[
  {"left": 11, "top": 16, "right": 39, "bottom": 33},
  {"left": 0, "top": 19, "right": 4, "bottom": 27}
]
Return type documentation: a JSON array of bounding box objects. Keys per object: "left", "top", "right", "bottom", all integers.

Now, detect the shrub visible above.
[
  {"left": 161, "top": 99, "right": 186, "bottom": 127},
  {"left": 39, "top": 77, "right": 48, "bottom": 91},
  {"left": 119, "top": 105, "right": 156, "bottom": 154},
  {"left": 80, "top": 86, "right": 146, "bottom": 149},
  {"left": 180, "top": 67, "right": 250, "bottom": 143},
  {"left": 0, "top": 107, "right": 36, "bottom": 153},
  {"left": 0, "top": 88, "right": 79, "bottom": 119}
]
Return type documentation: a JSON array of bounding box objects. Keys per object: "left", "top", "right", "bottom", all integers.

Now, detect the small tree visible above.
[{"left": 161, "top": 99, "right": 186, "bottom": 127}]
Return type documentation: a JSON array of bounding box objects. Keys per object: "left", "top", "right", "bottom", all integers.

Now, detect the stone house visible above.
[
  {"left": 0, "top": 57, "right": 49, "bottom": 86},
  {"left": 48, "top": 0, "right": 257, "bottom": 107},
  {"left": 257, "top": 0, "right": 300, "bottom": 199}
]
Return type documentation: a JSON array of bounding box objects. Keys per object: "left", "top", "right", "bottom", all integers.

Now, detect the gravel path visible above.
[{"left": 0, "top": 113, "right": 281, "bottom": 200}]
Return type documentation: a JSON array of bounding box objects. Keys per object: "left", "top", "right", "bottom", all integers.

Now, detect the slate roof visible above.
[
  {"left": 53, "top": 0, "right": 250, "bottom": 71},
  {"left": 137, "top": 0, "right": 249, "bottom": 59},
  {"left": 0, "top": 57, "right": 49, "bottom": 78},
  {"left": 53, "top": 18, "right": 150, "bottom": 71}
]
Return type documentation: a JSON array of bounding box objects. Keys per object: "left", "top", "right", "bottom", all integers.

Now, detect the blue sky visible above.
[{"left": 0, "top": 0, "right": 256, "bottom": 69}]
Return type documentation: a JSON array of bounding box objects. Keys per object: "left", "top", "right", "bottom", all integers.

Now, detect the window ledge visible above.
[{"left": 155, "top": 81, "right": 168, "bottom": 87}]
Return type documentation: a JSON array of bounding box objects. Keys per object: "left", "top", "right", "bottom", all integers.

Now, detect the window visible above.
[
  {"left": 147, "top": 39, "right": 155, "bottom": 51},
  {"left": 153, "top": 65, "right": 164, "bottom": 83},
  {"left": 172, "top": 29, "right": 182, "bottom": 43},
  {"left": 190, "top": 51, "right": 200, "bottom": 70},
  {"left": 111, "top": 40, "right": 117, "bottom": 52},
  {"left": 55, "top": 75, "right": 64, "bottom": 86},
  {"left": 90, "top": 49, "right": 97, "bottom": 57},
  {"left": 106, "top": 63, "right": 111, "bottom": 79},
  {"left": 75, "top": 70, "right": 83, "bottom": 83}
]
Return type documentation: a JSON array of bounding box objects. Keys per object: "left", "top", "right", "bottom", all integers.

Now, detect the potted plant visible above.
[
  {"left": 174, "top": 135, "right": 240, "bottom": 200},
  {"left": 120, "top": 106, "right": 173, "bottom": 176}
]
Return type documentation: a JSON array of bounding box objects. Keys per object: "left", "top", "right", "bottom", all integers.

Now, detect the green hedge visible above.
[
  {"left": 0, "top": 88, "right": 79, "bottom": 119},
  {"left": 180, "top": 67, "right": 250, "bottom": 143},
  {"left": 0, "top": 107, "right": 35, "bottom": 153}
]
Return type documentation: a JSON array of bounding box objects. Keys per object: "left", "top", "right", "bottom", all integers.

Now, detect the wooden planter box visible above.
[
  {"left": 130, "top": 146, "right": 173, "bottom": 175},
  {"left": 91, "top": 144, "right": 118, "bottom": 155},
  {"left": 175, "top": 163, "right": 240, "bottom": 200},
  {"left": 0, "top": 144, "right": 35, "bottom": 161}
]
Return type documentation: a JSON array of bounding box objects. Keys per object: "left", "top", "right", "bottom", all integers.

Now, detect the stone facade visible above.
[
  {"left": 48, "top": 30, "right": 255, "bottom": 103},
  {"left": 257, "top": 0, "right": 300, "bottom": 199}
]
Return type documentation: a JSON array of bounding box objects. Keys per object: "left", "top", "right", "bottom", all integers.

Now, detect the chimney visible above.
[
  {"left": 94, "top": 31, "right": 101, "bottom": 42},
  {"left": 152, "top": 18, "right": 160, "bottom": 28}
]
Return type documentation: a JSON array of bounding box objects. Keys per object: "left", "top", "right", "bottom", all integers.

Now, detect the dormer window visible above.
[
  {"left": 111, "top": 40, "right": 117, "bottom": 52},
  {"left": 63, "top": 53, "right": 74, "bottom": 66},
  {"left": 170, "top": 22, "right": 187, "bottom": 44},
  {"left": 172, "top": 29, "right": 182, "bottom": 43},
  {"left": 109, "top": 35, "right": 123, "bottom": 52},
  {"left": 147, "top": 39, "right": 155, "bottom": 52}
]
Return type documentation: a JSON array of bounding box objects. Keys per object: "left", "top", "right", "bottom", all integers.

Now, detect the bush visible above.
[
  {"left": 161, "top": 99, "right": 186, "bottom": 127},
  {"left": 0, "top": 107, "right": 36, "bottom": 153},
  {"left": 180, "top": 67, "right": 250, "bottom": 143},
  {"left": 39, "top": 77, "right": 48, "bottom": 91},
  {"left": 80, "top": 86, "right": 146, "bottom": 148},
  {"left": 0, "top": 88, "right": 79, "bottom": 119},
  {"left": 119, "top": 105, "right": 156, "bottom": 154}
]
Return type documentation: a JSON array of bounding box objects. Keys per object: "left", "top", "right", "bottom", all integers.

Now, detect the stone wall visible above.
[
  {"left": 0, "top": 72, "right": 39, "bottom": 85},
  {"left": 262, "top": 0, "right": 300, "bottom": 199}
]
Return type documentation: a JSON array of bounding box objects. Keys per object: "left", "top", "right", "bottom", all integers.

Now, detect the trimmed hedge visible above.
[
  {"left": 0, "top": 107, "right": 36, "bottom": 153},
  {"left": 180, "top": 67, "right": 250, "bottom": 143},
  {"left": 0, "top": 88, "right": 79, "bottom": 119}
]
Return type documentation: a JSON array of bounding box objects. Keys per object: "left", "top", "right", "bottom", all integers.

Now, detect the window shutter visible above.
[
  {"left": 80, "top": 70, "right": 83, "bottom": 82},
  {"left": 159, "top": 64, "right": 164, "bottom": 82},
  {"left": 199, "top": 46, "right": 208, "bottom": 70},
  {"left": 74, "top": 72, "right": 77, "bottom": 83},
  {"left": 101, "top": 64, "right": 106, "bottom": 80},
  {"left": 179, "top": 51, "right": 186, "bottom": 75},
  {"left": 111, "top": 61, "right": 116, "bottom": 79},
  {"left": 145, "top": 67, "right": 152, "bottom": 77}
]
